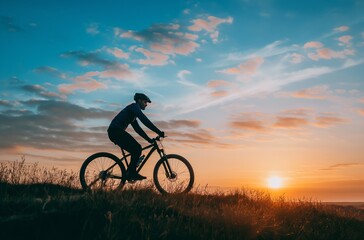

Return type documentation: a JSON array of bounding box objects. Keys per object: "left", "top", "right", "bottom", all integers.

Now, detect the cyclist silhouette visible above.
[{"left": 107, "top": 93, "right": 165, "bottom": 181}]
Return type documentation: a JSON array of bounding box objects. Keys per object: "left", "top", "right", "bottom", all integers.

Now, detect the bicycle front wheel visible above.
[
  {"left": 79, "top": 152, "right": 126, "bottom": 191},
  {"left": 153, "top": 154, "right": 194, "bottom": 194}
]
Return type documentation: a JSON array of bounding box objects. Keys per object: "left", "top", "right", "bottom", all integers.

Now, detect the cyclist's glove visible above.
[{"left": 158, "top": 131, "right": 165, "bottom": 138}]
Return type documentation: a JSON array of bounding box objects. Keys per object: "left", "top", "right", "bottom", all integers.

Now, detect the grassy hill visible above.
[{"left": 1, "top": 160, "right": 363, "bottom": 240}]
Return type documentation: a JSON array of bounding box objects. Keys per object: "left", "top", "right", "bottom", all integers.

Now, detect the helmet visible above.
[{"left": 134, "top": 93, "right": 151, "bottom": 103}]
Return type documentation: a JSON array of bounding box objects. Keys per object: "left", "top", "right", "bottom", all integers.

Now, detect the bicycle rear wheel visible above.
[
  {"left": 153, "top": 154, "right": 194, "bottom": 194},
  {"left": 79, "top": 152, "right": 126, "bottom": 191}
]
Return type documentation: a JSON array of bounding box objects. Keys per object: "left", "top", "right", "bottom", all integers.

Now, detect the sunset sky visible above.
[{"left": 1, "top": 0, "right": 363, "bottom": 201}]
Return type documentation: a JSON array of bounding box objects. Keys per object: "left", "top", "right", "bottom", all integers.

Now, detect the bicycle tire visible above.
[
  {"left": 153, "top": 154, "right": 194, "bottom": 194},
  {"left": 79, "top": 152, "right": 126, "bottom": 191}
]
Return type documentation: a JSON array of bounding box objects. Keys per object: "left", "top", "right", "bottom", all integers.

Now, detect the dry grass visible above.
[{"left": 0, "top": 159, "right": 363, "bottom": 240}]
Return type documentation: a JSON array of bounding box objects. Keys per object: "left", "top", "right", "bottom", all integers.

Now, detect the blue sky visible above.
[{"left": 1, "top": 0, "right": 364, "bottom": 201}]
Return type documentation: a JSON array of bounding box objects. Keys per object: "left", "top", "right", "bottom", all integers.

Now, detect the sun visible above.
[{"left": 267, "top": 176, "right": 283, "bottom": 189}]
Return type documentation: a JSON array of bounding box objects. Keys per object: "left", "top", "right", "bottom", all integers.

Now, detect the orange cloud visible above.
[
  {"left": 273, "top": 117, "right": 309, "bottom": 129},
  {"left": 230, "top": 120, "right": 267, "bottom": 132},
  {"left": 321, "top": 163, "right": 360, "bottom": 171},
  {"left": 337, "top": 35, "right": 353, "bottom": 45},
  {"left": 358, "top": 109, "right": 364, "bottom": 116},
  {"left": 291, "top": 85, "right": 329, "bottom": 99},
  {"left": 211, "top": 90, "right": 228, "bottom": 97},
  {"left": 314, "top": 116, "right": 347, "bottom": 128},
  {"left": 188, "top": 16, "right": 233, "bottom": 43},
  {"left": 279, "top": 108, "right": 313, "bottom": 117},
  {"left": 334, "top": 26, "right": 349, "bottom": 32},
  {"left": 219, "top": 57, "right": 264, "bottom": 78},
  {"left": 119, "top": 23, "right": 200, "bottom": 56},
  {"left": 59, "top": 79, "right": 107, "bottom": 94},
  {"left": 135, "top": 48, "right": 169, "bottom": 66},
  {"left": 303, "top": 41, "right": 323, "bottom": 49},
  {"left": 307, "top": 48, "right": 354, "bottom": 61},
  {"left": 150, "top": 41, "right": 199, "bottom": 56},
  {"left": 207, "top": 80, "right": 230, "bottom": 88},
  {"left": 106, "top": 47, "right": 129, "bottom": 59}
]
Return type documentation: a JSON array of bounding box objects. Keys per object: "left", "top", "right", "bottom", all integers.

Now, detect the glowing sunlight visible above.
[{"left": 267, "top": 176, "right": 283, "bottom": 189}]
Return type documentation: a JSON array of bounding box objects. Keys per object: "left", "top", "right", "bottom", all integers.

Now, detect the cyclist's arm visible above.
[
  {"left": 131, "top": 104, "right": 163, "bottom": 135},
  {"left": 131, "top": 120, "right": 152, "bottom": 143}
]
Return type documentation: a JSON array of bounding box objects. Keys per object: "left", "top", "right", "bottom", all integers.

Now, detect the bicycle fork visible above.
[{"left": 160, "top": 153, "right": 176, "bottom": 179}]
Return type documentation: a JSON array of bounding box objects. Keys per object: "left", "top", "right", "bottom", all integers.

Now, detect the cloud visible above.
[
  {"left": 230, "top": 120, "right": 267, "bottom": 132},
  {"left": 21, "top": 84, "right": 65, "bottom": 99},
  {"left": 221, "top": 41, "right": 297, "bottom": 68},
  {"left": 291, "top": 85, "right": 329, "bottom": 99},
  {"left": 321, "top": 163, "right": 360, "bottom": 171},
  {"left": 151, "top": 40, "right": 199, "bottom": 56},
  {"left": 61, "top": 50, "right": 114, "bottom": 67},
  {"left": 188, "top": 16, "right": 233, "bottom": 43},
  {"left": 273, "top": 117, "right": 309, "bottom": 129},
  {"left": 93, "top": 63, "right": 136, "bottom": 81},
  {"left": 135, "top": 48, "right": 170, "bottom": 66},
  {"left": 303, "top": 41, "right": 323, "bottom": 49},
  {"left": 58, "top": 54, "right": 137, "bottom": 94},
  {"left": 106, "top": 47, "right": 130, "bottom": 59},
  {"left": 314, "top": 115, "right": 347, "bottom": 128},
  {"left": 337, "top": 35, "right": 353, "bottom": 46},
  {"left": 289, "top": 53, "right": 304, "bottom": 64},
  {"left": 155, "top": 119, "right": 201, "bottom": 129},
  {"left": 33, "top": 66, "right": 67, "bottom": 79},
  {"left": 334, "top": 26, "right": 349, "bottom": 32},
  {"left": 86, "top": 23, "right": 100, "bottom": 35},
  {"left": 177, "top": 70, "right": 192, "bottom": 81},
  {"left": 0, "top": 16, "right": 23, "bottom": 32},
  {"left": 279, "top": 108, "right": 313, "bottom": 117},
  {"left": 207, "top": 80, "right": 230, "bottom": 88},
  {"left": 58, "top": 78, "right": 107, "bottom": 94},
  {"left": 307, "top": 48, "right": 354, "bottom": 61},
  {"left": 0, "top": 100, "right": 114, "bottom": 151},
  {"left": 218, "top": 57, "right": 264, "bottom": 80},
  {"left": 358, "top": 109, "right": 364, "bottom": 116},
  {"left": 211, "top": 90, "right": 228, "bottom": 98},
  {"left": 0, "top": 100, "right": 15, "bottom": 107},
  {"left": 119, "top": 23, "right": 199, "bottom": 56}
]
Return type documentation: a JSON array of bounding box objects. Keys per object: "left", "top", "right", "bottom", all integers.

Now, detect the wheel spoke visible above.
[
  {"left": 154, "top": 155, "right": 194, "bottom": 194},
  {"left": 80, "top": 153, "right": 125, "bottom": 191}
]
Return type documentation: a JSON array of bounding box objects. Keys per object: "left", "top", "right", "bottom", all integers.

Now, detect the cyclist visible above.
[{"left": 107, "top": 93, "right": 164, "bottom": 181}]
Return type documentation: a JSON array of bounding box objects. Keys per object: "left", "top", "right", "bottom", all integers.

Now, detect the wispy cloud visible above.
[
  {"left": 33, "top": 66, "right": 67, "bottom": 79},
  {"left": 220, "top": 40, "right": 298, "bottom": 68},
  {"left": 334, "top": 26, "right": 349, "bottom": 33},
  {"left": 291, "top": 85, "right": 330, "bottom": 99},
  {"left": 218, "top": 57, "right": 264, "bottom": 81},
  {"left": 135, "top": 48, "right": 170, "bottom": 66},
  {"left": 119, "top": 23, "right": 199, "bottom": 56},
  {"left": 22, "top": 84, "right": 65, "bottom": 99},
  {"left": 188, "top": 16, "right": 233, "bottom": 43},
  {"left": 314, "top": 115, "right": 347, "bottom": 128},
  {"left": 320, "top": 163, "right": 360, "bottom": 171},
  {"left": 0, "top": 100, "right": 114, "bottom": 151},
  {"left": 106, "top": 47, "right": 130, "bottom": 59}
]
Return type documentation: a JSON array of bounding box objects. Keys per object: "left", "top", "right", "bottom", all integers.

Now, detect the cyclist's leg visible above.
[{"left": 108, "top": 128, "right": 142, "bottom": 176}]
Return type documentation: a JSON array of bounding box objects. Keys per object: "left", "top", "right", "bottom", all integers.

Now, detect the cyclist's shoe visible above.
[{"left": 126, "top": 172, "right": 146, "bottom": 181}]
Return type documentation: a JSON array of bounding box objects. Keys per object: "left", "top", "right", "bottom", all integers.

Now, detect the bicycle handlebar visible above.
[{"left": 153, "top": 135, "right": 167, "bottom": 142}]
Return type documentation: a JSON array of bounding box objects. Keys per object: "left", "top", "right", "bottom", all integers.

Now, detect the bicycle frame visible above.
[
  {"left": 100, "top": 138, "right": 175, "bottom": 180},
  {"left": 120, "top": 141, "right": 165, "bottom": 173}
]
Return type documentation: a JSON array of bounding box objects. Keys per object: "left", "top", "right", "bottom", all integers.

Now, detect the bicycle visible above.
[{"left": 79, "top": 136, "right": 194, "bottom": 194}]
